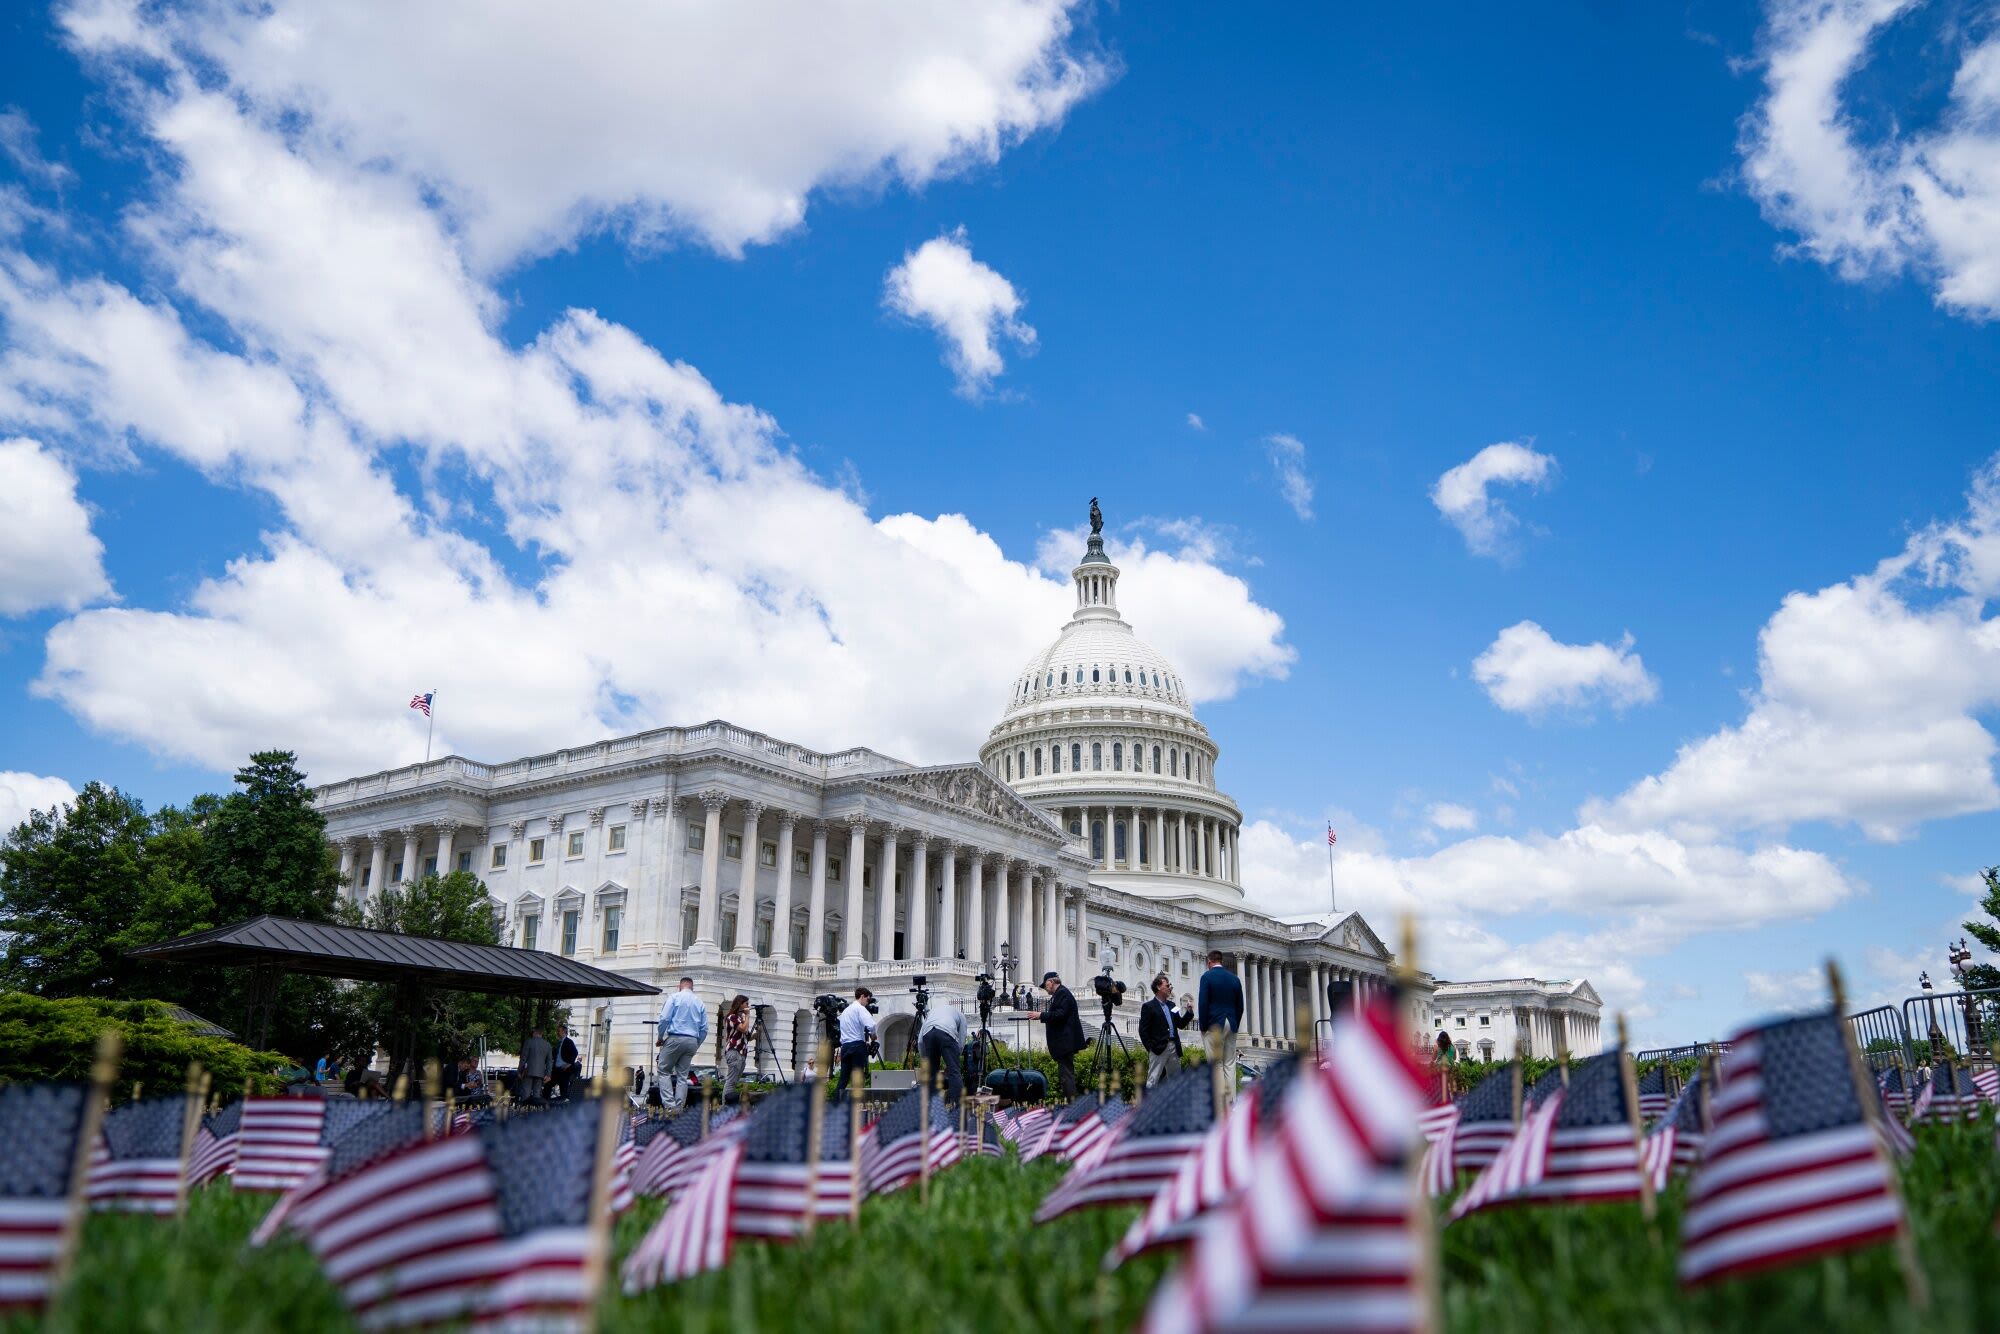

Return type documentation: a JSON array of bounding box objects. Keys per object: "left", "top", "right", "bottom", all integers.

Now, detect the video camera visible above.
[
  {"left": 973, "top": 971, "right": 997, "bottom": 1021},
  {"left": 1092, "top": 971, "right": 1127, "bottom": 1008},
  {"left": 909, "top": 974, "right": 931, "bottom": 1022}
]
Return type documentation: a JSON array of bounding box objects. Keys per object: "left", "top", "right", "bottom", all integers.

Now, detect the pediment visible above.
[
  {"left": 864, "top": 765, "right": 1063, "bottom": 839},
  {"left": 1314, "top": 910, "right": 1389, "bottom": 960},
  {"left": 1569, "top": 979, "right": 1602, "bottom": 1007}
]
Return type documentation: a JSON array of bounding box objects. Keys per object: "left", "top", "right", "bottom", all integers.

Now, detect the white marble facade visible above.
[
  {"left": 1426, "top": 977, "right": 1606, "bottom": 1063},
  {"left": 314, "top": 513, "right": 1600, "bottom": 1074}
]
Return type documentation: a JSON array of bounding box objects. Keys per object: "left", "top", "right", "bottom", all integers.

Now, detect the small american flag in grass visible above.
[
  {"left": 1445, "top": 1064, "right": 1519, "bottom": 1175},
  {"left": 1055, "top": 1094, "right": 1128, "bottom": 1167},
  {"left": 996, "top": 1104, "right": 1051, "bottom": 1149},
  {"left": 1912, "top": 1063, "right": 1981, "bottom": 1124},
  {"left": 187, "top": 1101, "right": 242, "bottom": 1187},
  {"left": 0, "top": 1083, "right": 94, "bottom": 1317},
  {"left": 1876, "top": 1066, "right": 1909, "bottom": 1118},
  {"left": 1678, "top": 1010, "right": 1905, "bottom": 1287},
  {"left": 252, "top": 1103, "right": 425, "bottom": 1246},
  {"left": 1641, "top": 1073, "right": 1706, "bottom": 1191},
  {"left": 860, "top": 1089, "right": 961, "bottom": 1196},
  {"left": 960, "top": 1114, "right": 1008, "bottom": 1160},
  {"left": 233, "top": 1096, "right": 331, "bottom": 1192},
  {"left": 1038, "top": 1068, "right": 1211, "bottom": 1222},
  {"left": 1636, "top": 1064, "right": 1672, "bottom": 1122},
  {"left": 86, "top": 1095, "right": 192, "bottom": 1215},
  {"left": 1139, "top": 996, "right": 1431, "bottom": 1334}
]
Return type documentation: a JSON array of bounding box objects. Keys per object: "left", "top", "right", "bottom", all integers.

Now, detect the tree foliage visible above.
[
  {"left": 1960, "top": 865, "right": 2000, "bottom": 994},
  {"left": 0, "top": 993, "right": 293, "bottom": 1098}
]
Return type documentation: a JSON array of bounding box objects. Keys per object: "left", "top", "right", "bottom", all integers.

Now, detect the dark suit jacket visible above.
[
  {"left": 1197, "top": 967, "right": 1244, "bottom": 1033},
  {"left": 1139, "top": 996, "right": 1192, "bottom": 1055},
  {"left": 1038, "top": 985, "right": 1087, "bottom": 1059},
  {"left": 555, "top": 1036, "right": 579, "bottom": 1070}
]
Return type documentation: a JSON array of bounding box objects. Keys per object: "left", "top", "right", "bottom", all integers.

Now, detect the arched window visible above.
[
  {"left": 1060, "top": 669, "right": 1068, "bottom": 685},
  {"left": 1046, "top": 672, "right": 1053, "bottom": 687},
  {"left": 1152, "top": 745, "right": 1162, "bottom": 773},
  {"left": 1169, "top": 747, "right": 1179, "bottom": 776},
  {"left": 1112, "top": 742, "right": 1123, "bottom": 771},
  {"left": 1092, "top": 667, "right": 1100, "bottom": 683},
  {"left": 1071, "top": 742, "right": 1082, "bottom": 771},
  {"left": 1114, "top": 820, "right": 1127, "bottom": 863},
  {"left": 1033, "top": 747, "right": 1043, "bottom": 776},
  {"left": 1050, "top": 747, "right": 1061, "bottom": 774},
  {"left": 1018, "top": 749, "right": 1027, "bottom": 778},
  {"left": 1124, "top": 669, "right": 1132, "bottom": 683},
  {"left": 1005, "top": 753, "right": 1013, "bottom": 781},
  {"left": 1092, "top": 743, "right": 1103, "bottom": 771},
  {"left": 1090, "top": 820, "right": 1105, "bottom": 862}
]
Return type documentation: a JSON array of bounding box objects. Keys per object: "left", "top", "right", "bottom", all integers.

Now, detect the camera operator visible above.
[
  {"left": 835, "top": 987, "right": 877, "bottom": 1102},
  {"left": 1035, "top": 971, "right": 1085, "bottom": 1098},
  {"left": 918, "top": 993, "right": 969, "bottom": 1105},
  {"left": 1139, "top": 974, "right": 1194, "bottom": 1088},
  {"left": 721, "top": 995, "right": 754, "bottom": 1105}
]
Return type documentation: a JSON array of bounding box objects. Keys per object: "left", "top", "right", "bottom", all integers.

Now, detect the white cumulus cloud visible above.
[
  {"left": 1472, "top": 621, "right": 1660, "bottom": 717},
  {"left": 0, "top": 771, "right": 77, "bottom": 835},
  {"left": 883, "top": 228, "right": 1037, "bottom": 397},
  {"left": 1425, "top": 802, "right": 1478, "bottom": 832},
  {"left": 0, "top": 437, "right": 110, "bottom": 615},
  {"left": 1430, "top": 441, "right": 1555, "bottom": 558},
  {"left": 1741, "top": 0, "right": 2000, "bottom": 318},
  {"left": 1264, "top": 433, "right": 1314, "bottom": 521}
]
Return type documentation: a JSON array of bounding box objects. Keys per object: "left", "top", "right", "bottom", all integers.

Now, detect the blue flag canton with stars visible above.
[
  {"left": 203, "top": 1101, "right": 243, "bottom": 1140},
  {"left": 324, "top": 1103, "right": 426, "bottom": 1183},
  {"left": 1455, "top": 1065, "right": 1517, "bottom": 1124},
  {"left": 1757, "top": 1012, "right": 1863, "bottom": 1138},
  {"left": 1054, "top": 1093, "right": 1100, "bottom": 1127},
  {"left": 743, "top": 1083, "right": 815, "bottom": 1165},
  {"left": 1526, "top": 1067, "right": 1566, "bottom": 1109},
  {"left": 1120, "top": 1068, "right": 1214, "bottom": 1138},
  {"left": 873, "top": 1088, "right": 933, "bottom": 1146},
  {"left": 1878, "top": 1066, "right": 1904, "bottom": 1094},
  {"left": 320, "top": 1098, "right": 392, "bottom": 1147},
  {"left": 1254, "top": 1053, "right": 1300, "bottom": 1121},
  {"left": 1636, "top": 1065, "right": 1668, "bottom": 1096},
  {"left": 1665, "top": 1075, "right": 1704, "bottom": 1132},
  {"left": 483, "top": 1100, "right": 602, "bottom": 1236},
  {"left": 1553, "top": 1052, "right": 1629, "bottom": 1129},
  {"left": 102, "top": 1095, "right": 187, "bottom": 1161},
  {"left": 1096, "top": 1096, "right": 1130, "bottom": 1130},
  {"left": 1928, "top": 1062, "right": 1978, "bottom": 1096},
  {"left": 0, "top": 1083, "right": 89, "bottom": 1198}
]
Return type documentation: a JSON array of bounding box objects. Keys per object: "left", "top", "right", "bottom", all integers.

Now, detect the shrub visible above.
[{"left": 0, "top": 992, "right": 295, "bottom": 1099}]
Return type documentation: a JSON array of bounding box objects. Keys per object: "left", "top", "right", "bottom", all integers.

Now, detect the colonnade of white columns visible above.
[
  {"left": 1232, "top": 953, "right": 1385, "bottom": 1045},
  {"left": 1054, "top": 804, "right": 1236, "bottom": 883}
]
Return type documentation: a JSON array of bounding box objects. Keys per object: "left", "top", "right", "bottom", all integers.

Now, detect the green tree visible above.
[
  {"left": 199, "top": 751, "right": 340, "bottom": 922},
  {"left": 0, "top": 783, "right": 167, "bottom": 997},
  {"left": 355, "top": 870, "right": 523, "bottom": 1086},
  {"left": 1960, "top": 865, "right": 2000, "bottom": 993}
]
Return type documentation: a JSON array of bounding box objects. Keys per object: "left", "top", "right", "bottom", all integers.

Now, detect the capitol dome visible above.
[{"left": 983, "top": 506, "right": 1245, "bottom": 911}]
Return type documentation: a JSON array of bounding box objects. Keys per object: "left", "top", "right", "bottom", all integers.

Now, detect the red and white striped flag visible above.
[
  {"left": 233, "top": 1097, "right": 330, "bottom": 1192},
  {"left": 1053, "top": 1095, "right": 1127, "bottom": 1166},
  {"left": 859, "top": 1090, "right": 962, "bottom": 1196},
  {"left": 996, "top": 1104, "right": 1051, "bottom": 1149},
  {"left": 1679, "top": 1011, "right": 1905, "bottom": 1287},
  {"left": 86, "top": 1095, "right": 193, "bottom": 1215},
  {"left": 1139, "top": 995, "right": 1432, "bottom": 1334},
  {"left": 1113, "top": 1065, "right": 1277, "bottom": 1262},
  {"left": 1040, "top": 1071, "right": 1208, "bottom": 1222},
  {"left": 1444, "top": 1091, "right": 1562, "bottom": 1221},
  {"left": 186, "top": 1101, "right": 242, "bottom": 1187},
  {"left": 0, "top": 1083, "right": 97, "bottom": 1318}
]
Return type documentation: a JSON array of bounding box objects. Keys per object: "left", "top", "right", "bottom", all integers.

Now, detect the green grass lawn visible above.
[{"left": 26, "top": 1117, "right": 2000, "bottom": 1333}]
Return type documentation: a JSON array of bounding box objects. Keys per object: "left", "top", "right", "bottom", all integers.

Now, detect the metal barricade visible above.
[
  {"left": 1900, "top": 986, "right": 2000, "bottom": 1066},
  {"left": 1635, "top": 1042, "right": 1729, "bottom": 1067},
  {"left": 1844, "top": 1004, "right": 1911, "bottom": 1074}
]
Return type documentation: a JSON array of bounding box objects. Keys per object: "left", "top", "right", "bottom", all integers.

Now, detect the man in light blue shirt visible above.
[
  {"left": 918, "top": 998, "right": 969, "bottom": 1105},
  {"left": 654, "top": 977, "right": 709, "bottom": 1113},
  {"left": 835, "top": 987, "right": 877, "bottom": 1102}
]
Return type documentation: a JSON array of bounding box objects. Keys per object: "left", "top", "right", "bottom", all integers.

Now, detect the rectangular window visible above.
[
  {"left": 1454, "top": 1016, "right": 1466, "bottom": 1028},
  {"left": 755, "top": 918, "right": 772, "bottom": 955},
  {"left": 607, "top": 824, "right": 627, "bottom": 853},
  {"left": 521, "top": 916, "right": 539, "bottom": 951},
  {"left": 391, "top": 860, "right": 404, "bottom": 882},
  {"left": 724, "top": 833, "right": 743, "bottom": 860},
  {"left": 862, "top": 865, "right": 874, "bottom": 890},
  {"left": 682, "top": 906, "right": 699, "bottom": 945},
  {"left": 456, "top": 850, "right": 472, "bottom": 873},
  {"left": 423, "top": 856, "right": 438, "bottom": 876},
  {"left": 827, "top": 857, "right": 842, "bottom": 882},
  {"left": 1478, "top": 1015, "right": 1490, "bottom": 1027},
  {"left": 601, "top": 906, "right": 622, "bottom": 953},
  {"left": 528, "top": 838, "right": 546, "bottom": 864},
  {"left": 1181, "top": 961, "right": 1190, "bottom": 976},
  {"left": 793, "top": 849, "right": 811, "bottom": 874},
  {"left": 561, "top": 910, "right": 579, "bottom": 956},
  {"left": 360, "top": 866, "right": 373, "bottom": 888},
  {"left": 791, "top": 922, "right": 807, "bottom": 958},
  {"left": 686, "top": 821, "right": 705, "bottom": 851},
  {"left": 759, "top": 840, "right": 778, "bottom": 868},
  {"left": 566, "top": 831, "right": 585, "bottom": 859},
  {"left": 490, "top": 843, "right": 507, "bottom": 869}
]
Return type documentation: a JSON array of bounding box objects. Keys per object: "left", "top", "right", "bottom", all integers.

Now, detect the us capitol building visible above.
[{"left": 314, "top": 508, "right": 1602, "bottom": 1071}]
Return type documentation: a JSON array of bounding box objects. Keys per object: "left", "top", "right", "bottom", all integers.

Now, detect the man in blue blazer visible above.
[{"left": 1196, "top": 950, "right": 1245, "bottom": 1095}]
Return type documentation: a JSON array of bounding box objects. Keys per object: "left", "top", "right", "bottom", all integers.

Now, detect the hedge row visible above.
[{"left": 0, "top": 993, "right": 296, "bottom": 1099}]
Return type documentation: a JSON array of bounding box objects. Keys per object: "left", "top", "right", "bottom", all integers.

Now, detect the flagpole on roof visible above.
[
  {"left": 1326, "top": 823, "right": 1336, "bottom": 915},
  {"left": 425, "top": 688, "right": 437, "bottom": 763}
]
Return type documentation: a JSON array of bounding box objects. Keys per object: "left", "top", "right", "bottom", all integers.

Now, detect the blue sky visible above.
[{"left": 1, "top": 1, "right": 1997, "bottom": 1045}]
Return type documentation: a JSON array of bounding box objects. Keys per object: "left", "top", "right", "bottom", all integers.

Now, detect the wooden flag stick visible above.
[
  {"left": 1397, "top": 914, "right": 1440, "bottom": 1334},
  {"left": 1697, "top": 1048, "right": 1717, "bottom": 1135},
  {"left": 700, "top": 1076, "right": 713, "bottom": 1137},
  {"left": 1615, "top": 1015, "right": 1657, "bottom": 1223},
  {"left": 804, "top": 1039, "right": 831, "bottom": 1240},
  {"left": 57, "top": 1027, "right": 122, "bottom": 1290},
  {"left": 1510, "top": 1039, "right": 1524, "bottom": 1126},
  {"left": 174, "top": 1063, "right": 207, "bottom": 1218},
  {"left": 1828, "top": 960, "right": 1929, "bottom": 1310},
  {"left": 919, "top": 1057, "right": 933, "bottom": 1206},
  {"left": 578, "top": 1040, "right": 627, "bottom": 1334},
  {"left": 848, "top": 1068, "right": 864, "bottom": 1226}
]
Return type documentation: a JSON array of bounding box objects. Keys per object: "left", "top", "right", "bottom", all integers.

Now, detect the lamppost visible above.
[
  {"left": 1949, "top": 937, "right": 1983, "bottom": 1053},
  {"left": 1920, "top": 969, "right": 1944, "bottom": 1061}
]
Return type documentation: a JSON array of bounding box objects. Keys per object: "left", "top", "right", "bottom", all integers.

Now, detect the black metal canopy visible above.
[{"left": 129, "top": 914, "right": 658, "bottom": 1001}]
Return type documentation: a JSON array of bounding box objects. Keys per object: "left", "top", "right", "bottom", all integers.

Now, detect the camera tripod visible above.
[{"left": 1091, "top": 995, "right": 1132, "bottom": 1095}]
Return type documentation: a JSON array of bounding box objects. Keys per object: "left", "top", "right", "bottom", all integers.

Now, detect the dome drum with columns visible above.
[{"left": 310, "top": 503, "right": 1600, "bottom": 1074}]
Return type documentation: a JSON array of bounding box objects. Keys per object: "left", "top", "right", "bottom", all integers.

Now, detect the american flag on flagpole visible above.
[
  {"left": 1635, "top": 1064, "right": 1672, "bottom": 1123},
  {"left": 1326, "top": 826, "right": 1338, "bottom": 846},
  {"left": 622, "top": 1135, "right": 741, "bottom": 1291},
  {"left": 0, "top": 1083, "right": 95, "bottom": 1318},
  {"left": 409, "top": 692, "right": 433, "bottom": 717},
  {"left": 1678, "top": 1010, "right": 1905, "bottom": 1287},
  {"left": 233, "top": 1096, "right": 331, "bottom": 1192},
  {"left": 85, "top": 1095, "right": 193, "bottom": 1215},
  {"left": 1019, "top": 1095, "right": 1091, "bottom": 1165},
  {"left": 1113, "top": 1057, "right": 1300, "bottom": 1263},
  {"left": 1137, "top": 994, "right": 1432, "bottom": 1334},
  {"left": 859, "top": 1089, "right": 962, "bottom": 1196},
  {"left": 186, "top": 1101, "right": 242, "bottom": 1187},
  {"left": 286, "top": 1099, "right": 610, "bottom": 1329},
  {"left": 1640, "top": 1074, "right": 1706, "bottom": 1192},
  {"left": 1038, "top": 1069, "right": 1211, "bottom": 1222},
  {"left": 250, "top": 1103, "right": 424, "bottom": 1247}
]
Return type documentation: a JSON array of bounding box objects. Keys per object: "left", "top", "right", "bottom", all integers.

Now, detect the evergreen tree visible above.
[
  {"left": 199, "top": 751, "right": 341, "bottom": 922},
  {"left": 359, "top": 871, "right": 523, "bottom": 1084},
  {"left": 0, "top": 783, "right": 160, "bottom": 996},
  {"left": 1960, "top": 865, "right": 2000, "bottom": 993}
]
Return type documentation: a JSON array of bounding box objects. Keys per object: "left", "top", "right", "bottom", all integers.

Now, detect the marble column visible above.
[
  {"left": 1073, "top": 888, "right": 1089, "bottom": 980},
  {"left": 1154, "top": 809, "right": 1166, "bottom": 873},
  {"left": 1100, "top": 811, "right": 1112, "bottom": 872},
  {"left": 874, "top": 827, "right": 901, "bottom": 962},
  {"left": 365, "top": 834, "right": 388, "bottom": 904},
  {"left": 804, "top": 820, "right": 830, "bottom": 965},
  {"left": 1209, "top": 821, "right": 1221, "bottom": 880},
  {"left": 839, "top": 818, "right": 867, "bottom": 968},
  {"left": 1309, "top": 963, "right": 1324, "bottom": 1031},
  {"left": 993, "top": 860, "right": 1013, "bottom": 973},
  {"left": 938, "top": 845, "right": 958, "bottom": 961},
  {"left": 769, "top": 813, "right": 797, "bottom": 960},
  {"left": 733, "top": 802, "right": 763, "bottom": 954},
  {"left": 430, "top": 823, "right": 453, "bottom": 880},
  {"left": 908, "top": 835, "right": 930, "bottom": 961},
  {"left": 1044, "top": 871, "right": 1062, "bottom": 982},
  {"left": 1021, "top": 871, "right": 1038, "bottom": 980},
  {"left": 694, "top": 792, "right": 725, "bottom": 948},
  {"left": 966, "top": 853, "right": 986, "bottom": 966},
  {"left": 337, "top": 841, "right": 357, "bottom": 900},
  {"left": 1176, "top": 814, "right": 1188, "bottom": 874},
  {"left": 1242, "top": 957, "right": 1258, "bottom": 1037}
]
